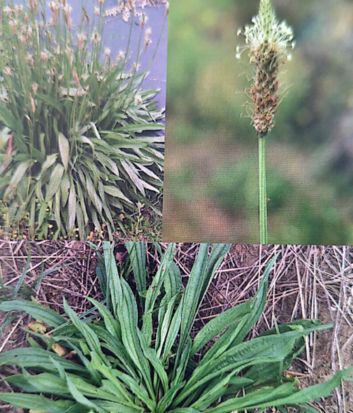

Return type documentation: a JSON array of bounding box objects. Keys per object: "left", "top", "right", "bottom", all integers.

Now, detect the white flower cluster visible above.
[
  {"left": 104, "top": 0, "right": 155, "bottom": 50},
  {"left": 105, "top": 0, "right": 168, "bottom": 22},
  {"left": 236, "top": 0, "right": 295, "bottom": 62}
]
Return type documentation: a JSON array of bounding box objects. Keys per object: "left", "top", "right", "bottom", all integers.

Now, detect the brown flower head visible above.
[{"left": 237, "top": 0, "right": 295, "bottom": 137}]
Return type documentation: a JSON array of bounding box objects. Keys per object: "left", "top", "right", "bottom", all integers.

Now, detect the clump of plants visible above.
[
  {"left": 237, "top": 0, "right": 295, "bottom": 243},
  {"left": 0, "top": 0, "right": 164, "bottom": 240},
  {"left": 0, "top": 242, "right": 351, "bottom": 412}
]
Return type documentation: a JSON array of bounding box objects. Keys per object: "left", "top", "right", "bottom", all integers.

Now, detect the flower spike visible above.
[{"left": 237, "top": 0, "right": 295, "bottom": 136}]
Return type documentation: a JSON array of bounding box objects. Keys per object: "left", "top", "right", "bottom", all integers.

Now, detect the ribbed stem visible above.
[{"left": 258, "top": 137, "right": 268, "bottom": 244}]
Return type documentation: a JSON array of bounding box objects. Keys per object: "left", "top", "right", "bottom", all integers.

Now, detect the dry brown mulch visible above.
[{"left": 0, "top": 242, "right": 352, "bottom": 412}]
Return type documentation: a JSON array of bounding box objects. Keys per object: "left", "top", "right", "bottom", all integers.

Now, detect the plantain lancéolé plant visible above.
[
  {"left": 0, "top": 1, "right": 164, "bottom": 240},
  {"left": 0, "top": 243, "right": 351, "bottom": 413},
  {"left": 237, "top": 0, "right": 295, "bottom": 244}
]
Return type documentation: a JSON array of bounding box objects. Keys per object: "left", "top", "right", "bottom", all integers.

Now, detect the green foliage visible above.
[
  {"left": 0, "top": 1, "right": 164, "bottom": 240},
  {"left": 280, "top": 198, "right": 351, "bottom": 245},
  {"left": 207, "top": 159, "right": 350, "bottom": 244},
  {"left": 209, "top": 159, "right": 291, "bottom": 216},
  {"left": 0, "top": 243, "right": 351, "bottom": 412},
  {"left": 167, "top": 0, "right": 248, "bottom": 139}
]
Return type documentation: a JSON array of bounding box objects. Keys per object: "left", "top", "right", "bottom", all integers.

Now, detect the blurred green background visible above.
[{"left": 163, "top": 0, "right": 353, "bottom": 244}]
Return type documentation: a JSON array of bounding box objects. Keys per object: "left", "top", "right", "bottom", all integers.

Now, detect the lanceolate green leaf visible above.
[
  {"left": 0, "top": 348, "right": 86, "bottom": 373},
  {"left": 0, "top": 299, "right": 65, "bottom": 327},
  {"left": 6, "top": 371, "right": 118, "bottom": 404},
  {"left": 143, "top": 243, "right": 176, "bottom": 344},
  {"left": 202, "top": 255, "right": 277, "bottom": 362},
  {"left": 46, "top": 163, "right": 64, "bottom": 202},
  {"left": 103, "top": 241, "right": 123, "bottom": 315},
  {"left": 206, "top": 369, "right": 353, "bottom": 413},
  {"left": 63, "top": 299, "right": 103, "bottom": 358},
  {"left": 191, "top": 300, "right": 251, "bottom": 356},
  {"left": 0, "top": 393, "right": 84, "bottom": 413},
  {"left": 174, "top": 330, "right": 310, "bottom": 406},
  {"left": 191, "top": 372, "right": 237, "bottom": 411},
  {"left": 6, "top": 161, "right": 32, "bottom": 192},
  {"left": 67, "top": 179, "right": 77, "bottom": 232},
  {"left": 118, "top": 281, "right": 153, "bottom": 396},
  {"left": 88, "top": 297, "right": 121, "bottom": 339},
  {"left": 178, "top": 244, "right": 230, "bottom": 357},
  {"left": 256, "top": 369, "right": 353, "bottom": 409},
  {"left": 126, "top": 242, "right": 147, "bottom": 297},
  {"left": 6, "top": 372, "right": 69, "bottom": 395},
  {"left": 65, "top": 373, "right": 105, "bottom": 413},
  {"left": 205, "top": 383, "right": 299, "bottom": 413},
  {"left": 58, "top": 132, "right": 70, "bottom": 171}
]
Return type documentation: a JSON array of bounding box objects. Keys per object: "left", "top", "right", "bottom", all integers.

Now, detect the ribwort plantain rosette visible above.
[{"left": 0, "top": 243, "right": 351, "bottom": 413}]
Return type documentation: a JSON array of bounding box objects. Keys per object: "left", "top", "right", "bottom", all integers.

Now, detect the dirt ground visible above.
[{"left": 0, "top": 241, "right": 352, "bottom": 412}]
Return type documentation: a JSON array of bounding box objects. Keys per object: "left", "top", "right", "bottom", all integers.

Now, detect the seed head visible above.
[
  {"left": 105, "top": 6, "right": 120, "bottom": 17},
  {"left": 77, "top": 32, "right": 87, "bottom": 50},
  {"left": 29, "top": 0, "right": 38, "bottom": 12},
  {"left": 63, "top": 4, "right": 73, "bottom": 28},
  {"left": 14, "top": 4, "right": 24, "bottom": 16},
  {"left": 3, "top": 67, "right": 13, "bottom": 77},
  {"left": 91, "top": 31, "right": 101, "bottom": 45},
  {"left": 9, "top": 20, "right": 17, "bottom": 35},
  {"left": 122, "top": 9, "right": 130, "bottom": 22},
  {"left": 26, "top": 25, "right": 33, "bottom": 39},
  {"left": 165, "top": 1, "right": 170, "bottom": 15},
  {"left": 18, "top": 34, "right": 27, "bottom": 44},
  {"left": 134, "top": 94, "right": 143, "bottom": 106},
  {"left": 72, "top": 70, "right": 80, "bottom": 86},
  {"left": 116, "top": 50, "right": 126, "bottom": 61},
  {"left": 144, "top": 27, "right": 152, "bottom": 48},
  {"left": 3, "top": 6, "right": 13, "bottom": 16},
  {"left": 49, "top": 1, "right": 60, "bottom": 13},
  {"left": 65, "top": 47, "right": 73, "bottom": 65},
  {"left": 46, "top": 68, "right": 57, "bottom": 79},
  {"left": 49, "top": 1, "right": 60, "bottom": 24},
  {"left": 40, "top": 50, "right": 49, "bottom": 62},
  {"left": 26, "top": 53, "right": 34, "bottom": 66},
  {"left": 237, "top": 0, "right": 295, "bottom": 136},
  {"left": 139, "top": 12, "right": 148, "bottom": 28},
  {"left": 104, "top": 48, "right": 112, "bottom": 64}
]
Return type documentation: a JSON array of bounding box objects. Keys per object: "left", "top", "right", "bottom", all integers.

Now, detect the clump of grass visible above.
[
  {"left": 237, "top": 0, "right": 295, "bottom": 243},
  {"left": 0, "top": 0, "right": 164, "bottom": 240},
  {"left": 0, "top": 242, "right": 351, "bottom": 413}
]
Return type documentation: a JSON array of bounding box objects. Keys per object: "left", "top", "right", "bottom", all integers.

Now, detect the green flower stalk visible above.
[{"left": 237, "top": 0, "right": 294, "bottom": 243}]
